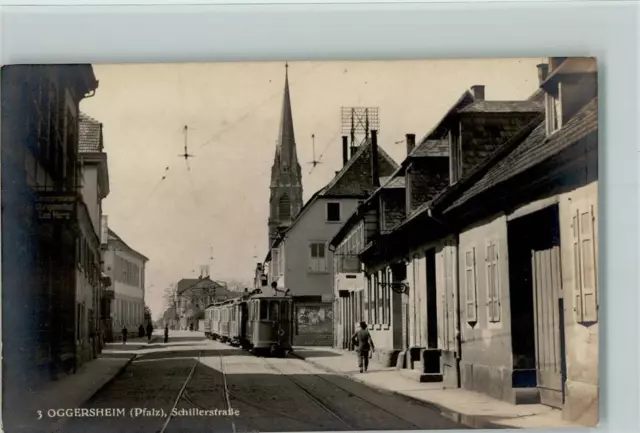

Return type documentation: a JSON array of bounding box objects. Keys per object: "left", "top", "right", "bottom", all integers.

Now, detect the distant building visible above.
[
  {"left": 103, "top": 228, "right": 148, "bottom": 340},
  {"left": 1, "top": 65, "right": 99, "bottom": 390},
  {"left": 175, "top": 277, "right": 233, "bottom": 330}
]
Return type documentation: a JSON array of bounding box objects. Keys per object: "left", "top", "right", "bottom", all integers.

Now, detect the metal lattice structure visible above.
[{"left": 341, "top": 107, "right": 380, "bottom": 146}]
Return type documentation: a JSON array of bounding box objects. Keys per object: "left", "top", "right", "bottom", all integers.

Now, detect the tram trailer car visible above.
[{"left": 203, "top": 304, "right": 215, "bottom": 339}]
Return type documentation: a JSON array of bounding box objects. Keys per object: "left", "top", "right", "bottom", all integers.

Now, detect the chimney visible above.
[
  {"left": 342, "top": 136, "right": 349, "bottom": 166},
  {"left": 471, "top": 85, "right": 485, "bottom": 101},
  {"left": 371, "top": 130, "right": 380, "bottom": 188},
  {"left": 537, "top": 63, "right": 549, "bottom": 84},
  {"left": 406, "top": 134, "right": 416, "bottom": 156}
]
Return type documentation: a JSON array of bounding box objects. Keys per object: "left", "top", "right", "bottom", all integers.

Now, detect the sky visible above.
[{"left": 80, "top": 58, "right": 544, "bottom": 320}]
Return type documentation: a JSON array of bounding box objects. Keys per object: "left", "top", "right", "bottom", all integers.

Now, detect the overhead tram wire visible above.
[
  {"left": 308, "top": 129, "right": 343, "bottom": 175},
  {"left": 197, "top": 62, "right": 322, "bottom": 150}
]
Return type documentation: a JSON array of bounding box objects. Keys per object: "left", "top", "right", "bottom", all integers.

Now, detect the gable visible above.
[{"left": 322, "top": 141, "right": 398, "bottom": 197}]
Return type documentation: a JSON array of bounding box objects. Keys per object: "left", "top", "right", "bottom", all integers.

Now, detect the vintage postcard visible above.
[{"left": 1, "top": 57, "right": 598, "bottom": 432}]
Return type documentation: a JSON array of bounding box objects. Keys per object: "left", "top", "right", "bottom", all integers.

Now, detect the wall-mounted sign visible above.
[{"left": 35, "top": 193, "right": 76, "bottom": 221}]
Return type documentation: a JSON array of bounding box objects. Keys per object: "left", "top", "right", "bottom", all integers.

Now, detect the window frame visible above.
[
  {"left": 326, "top": 202, "right": 341, "bottom": 223},
  {"left": 308, "top": 241, "right": 328, "bottom": 273}
]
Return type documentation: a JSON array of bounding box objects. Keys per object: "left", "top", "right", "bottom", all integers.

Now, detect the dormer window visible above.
[{"left": 546, "top": 82, "right": 563, "bottom": 136}]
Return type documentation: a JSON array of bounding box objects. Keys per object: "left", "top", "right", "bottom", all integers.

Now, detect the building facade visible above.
[
  {"left": 268, "top": 64, "right": 304, "bottom": 250},
  {"left": 76, "top": 113, "right": 110, "bottom": 366},
  {"left": 1, "top": 65, "right": 99, "bottom": 393},
  {"left": 265, "top": 131, "right": 397, "bottom": 346},
  {"left": 103, "top": 228, "right": 148, "bottom": 340},
  {"left": 175, "top": 277, "right": 233, "bottom": 330},
  {"left": 343, "top": 58, "right": 598, "bottom": 425}
]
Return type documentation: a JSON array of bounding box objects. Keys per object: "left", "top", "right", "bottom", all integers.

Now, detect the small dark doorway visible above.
[
  {"left": 508, "top": 204, "right": 566, "bottom": 408},
  {"left": 425, "top": 248, "right": 438, "bottom": 349}
]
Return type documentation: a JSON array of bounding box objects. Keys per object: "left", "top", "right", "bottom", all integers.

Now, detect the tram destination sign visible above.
[{"left": 35, "top": 193, "right": 77, "bottom": 221}]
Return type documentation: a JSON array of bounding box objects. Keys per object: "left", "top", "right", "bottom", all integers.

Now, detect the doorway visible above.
[
  {"left": 425, "top": 249, "right": 438, "bottom": 349},
  {"left": 508, "top": 204, "right": 566, "bottom": 408}
]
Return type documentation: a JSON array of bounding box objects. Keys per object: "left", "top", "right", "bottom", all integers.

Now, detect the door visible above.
[{"left": 531, "top": 237, "right": 566, "bottom": 408}]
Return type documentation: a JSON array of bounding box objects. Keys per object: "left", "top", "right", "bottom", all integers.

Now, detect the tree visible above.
[
  {"left": 224, "top": 278, "right": 253, "bottom": 292},
  {"left": 163, "top": 285, "right": 177, "bottom": 310}
]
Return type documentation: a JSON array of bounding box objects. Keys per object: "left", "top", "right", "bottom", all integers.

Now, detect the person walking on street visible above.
[
  {"left": 146, "top": 323, "right": 153, "bottom": 341},
  {"left": 351, "top": 321, "right": 375, "bottom": 373},
  {"left": 164, "top": 325, "right": 169, "bottom": 343},
  {"left": 121, "top": 326, "right": 128, "bottom": 344},
  {"left": 138, "top": 324, "right": 145, "bottom": 338}
]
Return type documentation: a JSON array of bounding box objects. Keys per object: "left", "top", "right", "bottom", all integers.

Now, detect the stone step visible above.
[{"left": 399, "top": 368, "right": 444, "bottom": 383}]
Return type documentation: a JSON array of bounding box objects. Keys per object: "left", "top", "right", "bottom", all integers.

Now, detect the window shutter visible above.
[
  {"left": 436, "top": 251, "right": 446, "bottom": 350},
  {"left": 485, "top": 241, "right": 495, "bottom": 322},
  {"left": 579, "top": 205, "right": 598, "bottom": 323},
  {"left": 492, "top": 241, "right": 501, "bottom": 322},
  {"left": 447, "top": 246, "right": 456, "bottom": 350},
  {"left": 572, "top": 210, "right": 583, "bottom": 321},
  {"left": 465, "top": 248, "right": 477, "bottom": 323}
]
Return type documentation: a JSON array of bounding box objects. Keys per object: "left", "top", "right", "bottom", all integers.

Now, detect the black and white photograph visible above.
[{"left": 1, "top": 57, "right": 598, "bottom": 432}]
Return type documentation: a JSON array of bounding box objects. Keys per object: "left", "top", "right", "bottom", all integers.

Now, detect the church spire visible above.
[
  {"left": 268, "top": 63, "right": 304, "bottom": 250},
  {"left": 277, "top": 62, "right": 297, "bottom": 168}
]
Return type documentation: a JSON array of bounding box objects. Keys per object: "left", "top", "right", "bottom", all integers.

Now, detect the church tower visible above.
[{"left": 268, "top": 63, "right": 304, "bottom": 249}]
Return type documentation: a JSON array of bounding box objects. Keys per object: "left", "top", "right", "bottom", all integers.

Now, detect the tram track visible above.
[
  {"left": 260, "top": 356, "right": 355, "bottom": 430},
  {"left": 158, "top": 351, "right": 201, "bottom": 433},
  {"left": 288, "top": 359, "right": 423, "bottom": 429}
]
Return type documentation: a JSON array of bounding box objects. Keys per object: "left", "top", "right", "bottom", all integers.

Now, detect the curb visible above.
[
  {"left": 50, "top": 355, "right": 136, "bottom": 433},
  {"left": 289, "top": 351, "right": 510, "bottom": 430}
]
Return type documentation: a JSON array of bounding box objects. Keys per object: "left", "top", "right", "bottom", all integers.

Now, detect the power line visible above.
[{"left": 197, "top": 63, "right": 321, "bottom": 150}]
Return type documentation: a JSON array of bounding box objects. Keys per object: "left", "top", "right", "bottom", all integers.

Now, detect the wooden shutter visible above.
[
  {"left": 575, "top": 205, "right": 598, "bottom": 323},
  {"left": 436, "top": 251, "right": 447, "bottom": 350},
  {"left": 485, "top": 240, "right": 501, "bottom": 323},
  {"left": 447, "top": 245, "right": 457, "bottom": 351},
  {"left": 465, "top": 248, "right": 478, "bottom": 323},
  {"left": 572, "top": 210, "right": 583, "bottom": 321}
]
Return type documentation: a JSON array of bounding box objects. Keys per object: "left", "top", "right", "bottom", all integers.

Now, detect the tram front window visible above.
[
  {"left": 281, "top": 301, "right": 289, "bottom": 320},
  {"left": 260, "top": 300, "right": 269, "bottom": 320},
  {"left": 269, "top": 300, "right": 280, "bottom": 320}
]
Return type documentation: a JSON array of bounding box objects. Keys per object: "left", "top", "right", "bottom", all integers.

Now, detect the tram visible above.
[{"left": 204, "top": 290, "right": 293, "bottom": 357}]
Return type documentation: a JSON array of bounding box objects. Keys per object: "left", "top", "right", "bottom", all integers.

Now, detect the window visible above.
[
  {"left": 486, "top": 240, "right": 501, "bottom": 323},
  {"left": 309, "top": 242, "right": 328, "bottom": 273},
  {"left": 326, "top": 202, "right": 341, "bottom": 222},
  {"left": 281, "top": 301, "right": 289, "bottom": 319},
  {"left": 546, "top": 84, "right": 562, "bottom": 135},
  {"left": 269, "top": 301, "right": 280, "bottom": 320},
  {"left": 464, "top": 248, "right": 478, "bottom": 324},
  {"left": 573, "top": 205, "right": 598, "bottom": 323},
  {"left": 259, "top": 301, "right": 269, "bottom": 320},
  {"left": 279, "top": 194, "right": 291, "bottom": 221}
]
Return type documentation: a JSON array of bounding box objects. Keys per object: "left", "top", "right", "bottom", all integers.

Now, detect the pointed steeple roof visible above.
[{"left": 276, "top": 62, "right": 298, "bottom": 168}]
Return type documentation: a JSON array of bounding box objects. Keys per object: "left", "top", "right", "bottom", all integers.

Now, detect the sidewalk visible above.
[
  {"left": 6, "top": 335, "right": 157, "bottom": 433},
  {"left": 290, "top": 346, "right": 580, "bottom": 430}
]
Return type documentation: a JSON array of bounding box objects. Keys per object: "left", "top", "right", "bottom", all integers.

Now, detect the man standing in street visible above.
[
  {"left": 146, "top": 323, "right": 153, "bottom": 342},
  {"left": 121, "top": 326, "right": 128, "bottom": 344},
  {"left": 351, "top": 321, "right": 375, "bottom": 373},
  {"left": 164, "top": 324, "right": 169, "bottom": 343}
]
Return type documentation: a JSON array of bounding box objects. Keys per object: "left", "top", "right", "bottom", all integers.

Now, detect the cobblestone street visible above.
[{"left": 52, "top": 332, "right": 463, "bottom": 433}]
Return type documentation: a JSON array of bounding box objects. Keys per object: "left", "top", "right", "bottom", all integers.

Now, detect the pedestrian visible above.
[
  {"left": 122, "top": 326, "right": 128, "bottom": 344},
  {"left": 146, "top": 323, "right": 153, "bottom": 341},
  {"left": 164, "top": 325, "right": 169, "bottom": 343},
  {"left": 351, "top": 321, "right": 375, "bottom": 373},
  {"left": 138, "top": 324, "right": 145, "bottom": 338}
]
